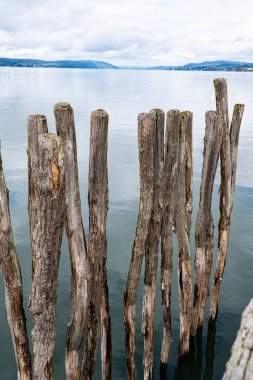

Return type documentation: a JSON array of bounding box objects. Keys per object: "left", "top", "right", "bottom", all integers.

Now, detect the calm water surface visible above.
[{"left": 0, "top": 68, "right": 252, "bottom": 379}]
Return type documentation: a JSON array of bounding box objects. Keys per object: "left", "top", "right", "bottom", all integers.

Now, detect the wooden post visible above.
[
  {"left": 160, "top": 109, "right": 180, "bottom": 365},
  {"left": 142, "top": 109, "right": 164, "bottom": 380},
  {"left": 54, "top": 102, "right": 88, "bottom": 379},
  {"left": 191, "top": 111, "right": 223, "bottom": 336},
  {"left": 0, "top": 152, "right": 32, "bottom": 379},
  {"left": 175, "top": 111, "right": 193, "bottom": 357},
  {"left": 124, "top": 113, "right": 155, "bottom": 380},
  {"left": 209, "top": 81, "right": 245, "bottom": 323},
  {"left": 213, "top": 78, "right": 231, "bottom": 216},
  {"left": 101, "top": 259, "right": 112, "bottom": 380},
  {"left": 222, "top": 299, "right": 253, "bottom": 380},
  {"left": 28, "top": 116, "right": 66, "bottom": 380},
  {"left": 82, "top": 110, "right": 110, "bottom": 380},
  {"left": 230, "top": 105, "right": 245, "bottom": 207},
  {"left": 185, "top": 111, "right": 193, "bottom": 240}
]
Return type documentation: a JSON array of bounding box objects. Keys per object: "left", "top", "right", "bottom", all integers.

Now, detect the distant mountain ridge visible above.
[
  {"left": 1, "top": 58, "right": 253, "bottom": 71},
  {"left": 148, "top": 60, "right": 253, "bottom": 71},
  {"left": 0, "top": 58, "right": 117, "bottom": 69}
]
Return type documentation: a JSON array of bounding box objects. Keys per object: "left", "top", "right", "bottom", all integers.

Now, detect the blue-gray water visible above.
[{"left": 0, "top": 68, "right": 252, "bottom": 380}]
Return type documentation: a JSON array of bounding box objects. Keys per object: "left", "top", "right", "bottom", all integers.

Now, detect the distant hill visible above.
[
  {"left": 0, "top": 58, "right": 117, "bottom": 69},
  {"left": 1, "top": 58, "right": 253, "bottom": 71},
  {"left": 149, "top": 60, "right": 253, "bottom": 71}
]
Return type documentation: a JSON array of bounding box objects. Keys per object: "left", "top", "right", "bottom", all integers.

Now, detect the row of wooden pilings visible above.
[
  {"left": 124, "top": 78, "right": 245, "bottom": 379},
  {"left": 0, "top": 78, "right": 245, "bottom": 380}
]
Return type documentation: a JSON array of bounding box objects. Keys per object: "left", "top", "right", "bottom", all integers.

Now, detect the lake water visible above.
[{"left": 0, "top": 67, "right": 252, "bottom": 380}]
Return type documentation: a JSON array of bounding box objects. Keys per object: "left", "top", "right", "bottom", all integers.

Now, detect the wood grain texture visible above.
[
  {"left": 54, "top": 102, "right": 88, "bottom": 380},
  {"left": 142, "top": 109, "right": 164, "bottom": 380},
  {"left": 124, "top": 113, "right": 155, "bottom": 380},
  {"left": 160, "top": 109, "right": 180, "bottom": 365},
  {"left": 191, "top": 111, "right": 222, "bottom": 336},
  {"left": 209, "top": 95, "right": 245, "bottom": 323},
  {"left": 0, "top": 152, "right": 32, "bottom": 380},
  {"left": 214, "top": 78, "right": 231, "bottom": 216},
  {"left": 222, "top": 299, "right": 253, "bottom": 380},
  {"left": 175, "top": 111, "right": 193, "bottom": 357},
  {"left": 82, "top": 109, "right": 110, "bottom": 380},
  {"left": 101, "top": 258, "right": 112, "bottom": 380},
  {"left": 28, "top": 117, "right": 66, "bottom": 380}
]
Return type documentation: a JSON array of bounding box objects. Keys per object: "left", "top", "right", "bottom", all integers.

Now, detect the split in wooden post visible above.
[
  {"left": 160, "top": 109, "right": 180, "bottom": 365},
  {"left": 54, "top": 102, "right": 88, "bottom": 380},
  {"left": 191, "top": 111, "right": 223, "bottom": 336},
  {"left": 175, "top": 111, "right": 193, "bottom": 357},
  {"left": 142, "top": 109, "right": 164, "bottom": 380},
  {"left": 124, "top": 113, "right": 155, "bottom": 380},
  {"left": 222, "top": 298, "right": 253, "bottom": 380},
  {"left": 82, "top": 109, "right": 110, "bottom": 380},
  {"left": 101, "top": 258, "right": 112, "bottom": 380}
]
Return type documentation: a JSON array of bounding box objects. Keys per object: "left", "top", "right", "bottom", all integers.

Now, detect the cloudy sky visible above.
[{"left": 0, "top": 0, "right": 253, "bottom": 66}]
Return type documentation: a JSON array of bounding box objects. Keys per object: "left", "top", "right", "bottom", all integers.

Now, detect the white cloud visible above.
[{"left": 0, "top": 0, "right": 252, "bottom": 65}]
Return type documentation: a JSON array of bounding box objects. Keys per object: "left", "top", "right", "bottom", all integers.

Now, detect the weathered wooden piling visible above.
[
  {"left": 191, "top": 111, "right": 223, "bottom": 336},
  {"left": 0, "top": 152, "right": 32, "bottom": 380},
  {"left": 175, "top": 111, "right": 193, "bottom": 357},
  {"left": 230, "top": 105, "right": 245, "bottom": 203},
  {"left": 214, "top": 78, "right": 232, "bottom": 215},
  {"left": 209, "top": 78, "right": 244, "bottom": 323},
  {"left": 28, "top": 116, "right": 66, "bottom": 380},
  {"left": 222, "top": 298, "right": 253, "bottom": 380},
  {"left": 160, "top": 109, "right": 180, "bottom": 365},
  {"left": 142, "top": 109, "right": 164, "bottom": 380},
  {"left": 82, "top": 110, "right": 110, "bottom": 380},
  {"left": 54, "top": 102, "right": 88, "bottom": 379},
  {"left": 101, "top": 259, "right": 112, "bottom": 380},
  {"left": 124, "top": 113, "right": 155, "bottom": 380},
  {"left": 184, "top": 112, "right": 193, "bottom": 240}
]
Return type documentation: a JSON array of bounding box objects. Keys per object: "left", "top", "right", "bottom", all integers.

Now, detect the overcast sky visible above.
[{"left": 0, "top": 0, "right": 252, "bottom": 66}]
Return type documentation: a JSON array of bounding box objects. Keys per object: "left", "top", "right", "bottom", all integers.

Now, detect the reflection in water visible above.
[
  {"left": 204, "top": 324, "right": 216, "bottom": 380},
  {"left": 159, "top": 326, "right": 216, "bottom": 380},
  {"left": 0, "top": 68, "right": 253, "bottom": 379}
]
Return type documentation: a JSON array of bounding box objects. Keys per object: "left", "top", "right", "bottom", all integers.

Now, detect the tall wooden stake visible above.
[
  {"left": 83, "top": 110, "right": 110, "bottom": 380},
  {"left": 175, "top": 111, "right": 193, "bottom": 357},
  {"left": 0, "top": 152, "right": 32, "bottom": 380},
  {"left": 209, "top": 78, "right": 244, "bottom": 323},
  {"left": 124, "top": 113, "right": 155, "bottom": 380},
  {"left": 101, "top": 256, "right": 112, "bottom": 380},
  {"left": 142, "top": 109, "right": 164, "bottom": 380},
  {"left": 28, "top": 116, "right": 66, "bottom": 380},
  {"left": 160, "top": 109, "right": 180, "bottom": 365},
  {"left": 54, "top": 102, "right": 88, "bottom": 379},
  {"left": 191, "top": 111, "right": 223, "bottom": 336},
  {"left": 185, "top": 111, "right": 193, "bottom": 239}
]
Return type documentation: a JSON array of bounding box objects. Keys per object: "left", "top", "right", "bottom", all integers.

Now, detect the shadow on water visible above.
[
  {"left": 1, "top": 69, "right": 253, "bottom": 379},
  {"left": 159, "top": 325, "right": 216, "bottom": 380}
]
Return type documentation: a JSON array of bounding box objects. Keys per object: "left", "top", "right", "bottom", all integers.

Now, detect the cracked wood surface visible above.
[
  {"left": 222, "top": 299, "right": 253, "bottom": 380},
  {"left": 54, "top": 102, "right": 88, "bottom": 380},
  {"left": 209, "top": 79, "right": 244, "bottom": 322},
  {"left": 191, "top": 111, "right": 223, "bottom": 336},
  {"left": 124, "top": 113, "right": 155, "bottom": 380},
  {"left": 160, "top": 109, "right": 180, "bottom": 365},
  {"left": 175, "top": 111, "right": 193, "bottom": 357},
  {"left": 142, "top": 109, "right": 164, "bottom": 380},
  {"left": 82, "top": 109, "right": 110, "bottom": 380},
  {"left": 28, "top": 116, "right": 66, "bottom": 380},
  {"left": 0, "top": 152, "right": 31, "bottom": 380}
]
